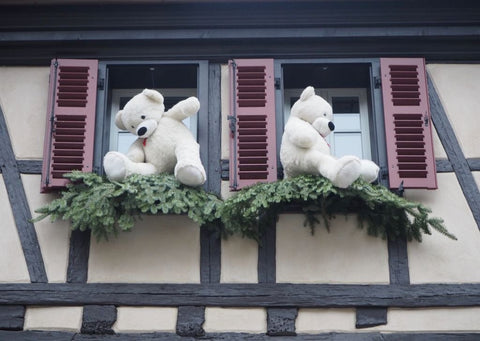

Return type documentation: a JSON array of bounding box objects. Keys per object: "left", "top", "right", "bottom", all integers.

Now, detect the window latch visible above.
[{"left": 227, "top": 115, "right": 236, "bottom": 134}]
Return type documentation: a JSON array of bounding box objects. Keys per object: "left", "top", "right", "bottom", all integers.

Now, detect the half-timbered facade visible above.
[{"left": 0, "top": 0, "right": 480, "bottom": 339}]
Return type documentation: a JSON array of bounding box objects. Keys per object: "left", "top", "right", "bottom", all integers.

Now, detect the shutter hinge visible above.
[
  {"left": 374, "top": 76, "right": 381, "bottom": 89},
  {"left": 98, "top": 78, "right": 105, "bottom": 90},
  {"left": 424, "top": 114, "right": 429, "bottom": 127},
  {"left": 227, "top": 115, "right": 236, "bottom": 133},
  {"left": 380, "top": 166, "right": 389, "bottom": 180},
  {"left": 274, "top": 77, "right": 281, "bottom": 90}
]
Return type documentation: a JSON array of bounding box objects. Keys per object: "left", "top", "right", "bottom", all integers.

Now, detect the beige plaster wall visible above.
[
  {"left": 0, "top": 175, "right": 30, "bottom": 283},
  {"left": 24, "top": 306, "right": 82, "bottom": 332},
  {"left": 473, "top": 172, "right": 480, "bottom": 191},
  {"left": 0, "top": 67, "right": 49, "bottom": 159},
  {"left": 204, "top": 308, "right": 267, "bottom": 333},
  {"left": 276, "top": 214, "right": 389, "bottom": 284},
  {"left": 88, "top": 215, "right": 200, "bottom": 283},
  {"left": 113, "top": 307, "right": 177, "bottom": 333},
  {"left": 221, "top": 235, "right": 258, "bottom": 283},
  {"left": 432, "top": 126, "right": 447, "bottom": 159},
  {"left": 427, "top": 64, "right": 480, "bottom": 159},
  {"left": 296, "top": 307, "right": 480, "bottom": 333},
  {"left": 22, "top": 174, "right": 70, "bottom": 283},
  {"left": 406, "top": 173, "right": 480, "bottom": 283},
  {"left": 296, "top": 308, "right": 356, "bottom": 333}
]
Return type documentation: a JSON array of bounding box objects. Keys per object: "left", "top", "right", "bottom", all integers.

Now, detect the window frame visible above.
[
  {"left": 274, "top": 58, "right": 388, "bottom": 186},
  {"left": 93, "top": 60, "right": 209, "bottom": 177}
]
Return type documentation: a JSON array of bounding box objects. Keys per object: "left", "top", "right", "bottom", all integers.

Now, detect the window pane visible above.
[
  {"left": 117, "top": 132, "right": 138, "bottom": 155},
  {"left": 332, "top": 97, "right": 359, "bottom": 113},
  {"left": 334, "top": 133, "right": 363, "bottom": 158},
  {"left": 333, "top": 113, "right": 361, "bottom": 131}
]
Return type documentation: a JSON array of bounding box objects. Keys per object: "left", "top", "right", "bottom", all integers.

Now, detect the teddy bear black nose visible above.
[
  {"left": 137, "top": 127, "right": 147, "bottom": 136},
  {"left": 328, "top": 121, "right": 335, "bottom": 131}
]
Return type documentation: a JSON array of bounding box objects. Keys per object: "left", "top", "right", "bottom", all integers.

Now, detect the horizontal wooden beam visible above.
[
  {"left": 1, "top": 330, "right": 480, "bottom": 341},
  {"left": 0, "top": 283, "right": 479, "bottom": 308}
]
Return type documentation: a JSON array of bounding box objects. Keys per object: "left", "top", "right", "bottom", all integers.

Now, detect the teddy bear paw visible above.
[
  {"left": 332, "top": 156, "right": 361, "bottom": 188},
  {"left": 175, "top": 164, "right": 206, "bottom": 187},
  {"left": 103, "top": 152, "right": 128, "bottom": 181},
  {"left": 359, "top": 159, "right": 380, "bottom": 183}
]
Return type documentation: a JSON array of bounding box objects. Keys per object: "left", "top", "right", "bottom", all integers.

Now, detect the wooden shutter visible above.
[
  {"left": 380, "top": 58, "right": 437, "bottom": 189},
  {"left": 229, "top": 59, "right": 277, "bottom": 190},
  {"left": 41, "top": 59, "right": 98, "bottom": 192}
]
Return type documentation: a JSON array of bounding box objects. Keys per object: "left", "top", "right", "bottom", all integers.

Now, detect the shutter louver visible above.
[
  {"left": 380, "top": 58, "right": 437, "bottom": 189},
  {"left": 41, "top": 59, "right": 98, "bottom": 192},
  {"left": 229, "top": 59, "right": 277, "bottom": 190}
]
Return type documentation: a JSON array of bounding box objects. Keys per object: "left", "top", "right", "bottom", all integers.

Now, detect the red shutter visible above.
[
  {"left": 229, "top": 59, "right": 277, "bottom": 190},
  {"left": 41, "top": 59, "right": 98, "bottom": 192},
  {"left": 380, "top": 58, "right": 437, "bottom": 189}
]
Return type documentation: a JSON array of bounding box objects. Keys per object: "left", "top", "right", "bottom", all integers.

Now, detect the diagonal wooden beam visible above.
[{"left": 0, "top": 107, "right": 47, "bottom": 283}]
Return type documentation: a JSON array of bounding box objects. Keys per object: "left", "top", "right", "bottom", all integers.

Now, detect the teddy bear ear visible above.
[
  {"left": 142, "top": 89, "right": 164, "bottom": 104},
  {"left": 300, "top": 86, "right": 315, "bottom": 101},
  {"left": 115, "top": 110, "right": 127, "bottom": 130}
]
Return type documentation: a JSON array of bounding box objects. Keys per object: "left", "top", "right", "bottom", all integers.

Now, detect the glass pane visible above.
[
  {"left": 117, "top": 132, "right": 137, "bottom": 155},
  {"left": 333, "top": 133, "right": 363, "bottom": 158},
  {"left": 333, "top": 113, "right": 361, "bottom": 131},
  {"left": 332, "top": 97, "right": 359, "bottom": 113}
]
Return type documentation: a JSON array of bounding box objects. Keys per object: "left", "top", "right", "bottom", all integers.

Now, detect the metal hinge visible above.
[
  {"left": 98, "top": 78, "right": 105, "bottom": 90},
  {"left": 227, "top": 115, "right": 236, "bottom": 133},
  {"left": 374, "top": 76, "right": 381, "bottom": 89},
  {"left": 274, "top": 77, "right": 281, "bottom": 90}
]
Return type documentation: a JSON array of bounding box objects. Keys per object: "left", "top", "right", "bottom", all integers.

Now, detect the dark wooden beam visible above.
[
  {"left": 1, "top": 330, "right": 480, "bottom": 341},
  {"left": 355, "top": 307, "right": 387, "bottom": 329},
  {"left": 436, "top": 159, "right": 453, "bottom": 173},
  {"left": 267, "top": 307, "right": 297, "bottom": 336},
  {"left": 0, "top": 107, "right": 47, "bottom": 283},
  {"left": 81, "top": 305, "right": 116, "bottom": 335},
  {"left": 16, "top": 160, "right": 42, "bottom": 174},
  {"left": 176, "top": 306, "right": 205, "bottom": 337},
  {"left": 0, "top": 305, "right": 25, "bottom": 331},
  {"left": 66, "top": 230, "right": 91, "bottom": 284},
  {"left": 1, "top": 283, "right": 480, "bottom": 308},
  {"left": 428, "top": 74, "right": 480, "bottom": 230}
]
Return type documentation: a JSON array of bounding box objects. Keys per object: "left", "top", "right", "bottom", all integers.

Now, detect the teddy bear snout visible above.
[
  {"left": 135, "top": 119, "right": 158, "bottom": 138},
  {"left": 137, "top": 127, "right": 147, "bottom": 136},
  {"left": 328, "top": 121, "right": 335, "bottom": 131}
]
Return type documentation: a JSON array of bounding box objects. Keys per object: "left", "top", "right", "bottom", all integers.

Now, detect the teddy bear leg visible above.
[
  {"left": 359, "top": 159, "right": 380, "bottom": 183},
  {"left": 103, "top": 151, "right": 130, "bottom": 181},
  {"left": 333, "top": 156, "right": 362, "bottom": 188},
  {"left": 174, "top": 144, "right": 206, "bottom": 187},
  {"left": 325, "top": 155, "right": 362, "bottom": 188},
  {"left": 104, "top": 151, "right": 157, "bottom": 181}
]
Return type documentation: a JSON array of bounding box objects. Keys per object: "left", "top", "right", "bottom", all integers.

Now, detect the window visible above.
[
  {"left": 229, "top": 58, "right": 437, "bottom": 191},
  {"left": 42, "top": 60, "right": 208, "bottom": 192}
]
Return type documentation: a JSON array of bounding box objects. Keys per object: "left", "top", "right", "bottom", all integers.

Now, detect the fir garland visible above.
[
  {"left": 219, "top": 175, "right": 456, "bottom": 242},
  {"left": 33, "top": 171, "right": 222, "bottom": 241},
  {"left": 33, "top": 172, "right": 456, "bottom": 243}
]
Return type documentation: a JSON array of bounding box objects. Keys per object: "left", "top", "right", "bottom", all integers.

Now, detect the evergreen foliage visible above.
[
  {"left": 33, "top": 171, "right": 222, "bottom": 241},
  {"left": 33, "top": 172, "right": 455, "bottom": 243},
  {"left": 219, "top": 175, "right": 456, "bottom": 242}
]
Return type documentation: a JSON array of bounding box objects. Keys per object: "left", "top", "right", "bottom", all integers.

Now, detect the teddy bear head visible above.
[
  {"left": 115, "top": 89, "right": 165, "bottom": 138},
  {"left": 290, "top": 86, "right": 335, "bottom": 138}
]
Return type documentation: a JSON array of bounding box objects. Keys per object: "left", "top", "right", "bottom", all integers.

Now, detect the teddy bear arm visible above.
[
  {"left": 165, "top": 97, "right": 200, "bottom": 122},
  {"left": 126, "top": 139, "right": 146, "bottom": 163},
  {"left": 285, "top": 118, "right": 317, "bottom": 149}
]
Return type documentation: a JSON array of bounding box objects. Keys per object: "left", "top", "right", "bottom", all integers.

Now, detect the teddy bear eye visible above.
[
  {"left": 131, "top": 125, "right": 135, "bottom": 129},
  {"left": 141, "top": 115, "right": 146, "bottom": 119},
  {"left": 323, "top": 113, "right": 327, "bottom": 117}
]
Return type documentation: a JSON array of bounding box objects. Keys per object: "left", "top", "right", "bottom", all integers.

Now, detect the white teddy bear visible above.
[
  {"left": 280, "top": 86, "right": 379, "bottom": 188},
  {"left": 103, "top": 89, "right": 206, "bottom": 187}
]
